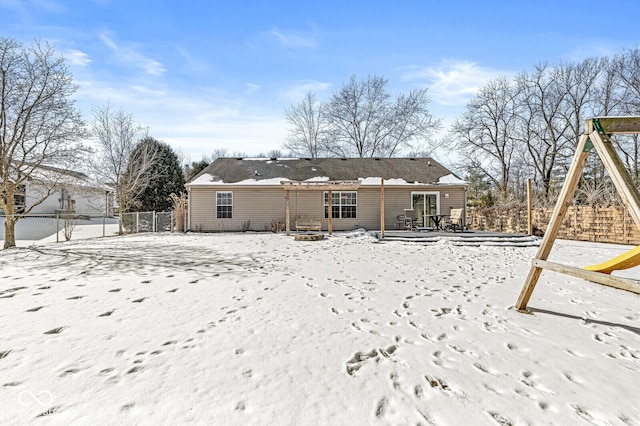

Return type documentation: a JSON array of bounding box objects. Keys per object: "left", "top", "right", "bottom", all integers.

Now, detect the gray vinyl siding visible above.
[{"left": 188, "top": 185, "right": 466, "bottom": 232}]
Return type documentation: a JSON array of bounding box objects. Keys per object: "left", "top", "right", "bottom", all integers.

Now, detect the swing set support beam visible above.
[{"left": 516, "top": 117, "right": 640, "bottom": 311}]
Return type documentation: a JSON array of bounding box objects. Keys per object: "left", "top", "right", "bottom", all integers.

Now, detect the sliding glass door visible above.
[{"left": 411, "top": 192, "right": 439, "bottom": 227}]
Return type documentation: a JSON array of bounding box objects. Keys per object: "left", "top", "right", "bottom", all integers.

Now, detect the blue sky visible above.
[{"left": 1, "top": 0, "right": 639, "bottom": 166}]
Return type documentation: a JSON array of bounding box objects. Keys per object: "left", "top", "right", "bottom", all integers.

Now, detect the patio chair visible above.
[
  {"left": 403, "top": 209, "right": 417, "bottom": 230},
  {"left": 446, "top": 208, "right": 464, "bottom": 232}
]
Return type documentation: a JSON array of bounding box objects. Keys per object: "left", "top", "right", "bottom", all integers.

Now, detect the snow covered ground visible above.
[{"left": 0, "top": 231, "right": 638, "bottom": 425}]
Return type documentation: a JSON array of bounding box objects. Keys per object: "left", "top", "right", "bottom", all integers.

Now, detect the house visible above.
[
  {"left": 1, "top": 165, "right": 114, "bottom": 242},
  {"left": 185, "top": 157, "right": 467, "bottom": 232},
  {"left": 4, "top": 166, "right": 113, "bottom": 217}
]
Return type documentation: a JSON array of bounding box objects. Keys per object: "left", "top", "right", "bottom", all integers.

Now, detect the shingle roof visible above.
[{"left": 187, "top": 157, "right": 465, "bottom": 186}]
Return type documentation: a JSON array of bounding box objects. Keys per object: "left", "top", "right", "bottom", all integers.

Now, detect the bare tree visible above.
[
  {"left": 557, "top": 58, "right": 604, "bottom": 151},
  {"left": 211, "top": 148, "right": 228, "bottom": 159},
  {"left": 615, "top": 47, "right": 640, "bottom": 112},
  {"left": 0, "top": 37, "right": 88, "bottom": 248},
  {"left": 283, "top": 90, "right": 328, "bottom": 157},
  {"left": 322, "top": 74, "right": 440, "bottom": 158},
  {"left": 210, "top": 148, "right": 247, "bottom": 159},
  {"left": 514, "top": 64, "right": 573, "bottom": 200},
  {"left": 450, "top": 76, "right": 519, "bottom": 200},
  {"left": 610, "top": 49, "right": 640, "bottom": 183},
  {"left": 91, "top": 104, "right": 156, "bottom": 233}
]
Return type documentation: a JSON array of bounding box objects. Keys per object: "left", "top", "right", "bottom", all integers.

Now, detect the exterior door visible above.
[{"left": 411, "top": 192, "right": 439, "bottom": 227}]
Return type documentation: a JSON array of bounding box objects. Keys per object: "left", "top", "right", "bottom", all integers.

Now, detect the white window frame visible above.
[
  {"left": 216, "top": 191, "right": 233, "bottom": 219},
  {"left": 324, "top": 191, "right": 357, "bottom": 219}
]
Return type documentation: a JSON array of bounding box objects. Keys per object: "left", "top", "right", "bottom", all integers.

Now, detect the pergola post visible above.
[
  {"left": 380, "top": 178, "right": 385, "bottom": 238},
  {"left": 280, "top": 180, "right": 361, "bottom": 238},
  {"left": 285, "top": 190, "right": 290, "bottom": 236},
  {"left": 328, "top": 190, "right": 333, "bottom": 236}
]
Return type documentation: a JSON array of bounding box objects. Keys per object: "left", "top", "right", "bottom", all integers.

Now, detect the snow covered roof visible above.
[{"left": 187, "top": 158, "right": 467, "bottom": 187}]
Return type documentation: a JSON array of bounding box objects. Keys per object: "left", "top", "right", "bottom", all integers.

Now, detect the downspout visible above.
[{"left": 187, "top": 186, "right": 192, "bottom": 232}]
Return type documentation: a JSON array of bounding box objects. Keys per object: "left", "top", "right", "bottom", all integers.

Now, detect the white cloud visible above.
[
  {"left": 245, "top": 83, "right": 261, "bottom": 94},
  {"left": 401, "top": 60, "right": 509, "bottom": 106},
  {"left": 73, "top": 77, "right": 286, "bottom": 158},
  {"left": 64, "top": 49, "right": 91, "bottom": 67},
  {"left": 267, "top": 27, "right": 316, "bottom": 49},
  {"left": 31, "top": 0, "right": 66, "bottom": 13},
  {"left": 99, "top": 33, "right": 166, "bottom": 76},
  {"left": 281, "top": 80, "right": 332, "bottom": 102}
]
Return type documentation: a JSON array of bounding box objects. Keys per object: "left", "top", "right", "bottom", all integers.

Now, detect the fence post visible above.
[
  {"left": 153, "top": 211, "right": 156, "bottom": 232},
  {"left": 171, "top": 211, "right": 175, "bottom": 233},
  {"left": 56, "top": 214, "right": 59, "bottom": 243},
  {"left": 136, "top": 211, "right": 139, "bottom": 233},
  {"left": 102, "top": 214, "right": 106, "bottom": 237},
  {"left": 527, "top": 178, "right": 533, "bottom": 235}
]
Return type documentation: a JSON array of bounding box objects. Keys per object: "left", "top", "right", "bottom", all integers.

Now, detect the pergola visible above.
[{"left": 281, "top": 180, "right": 361, "bottom": 236}]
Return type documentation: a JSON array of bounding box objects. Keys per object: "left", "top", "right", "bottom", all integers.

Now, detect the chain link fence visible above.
[
  {"left": 1, "top": 210, "right": 186, "bottom": 247},
  {"left": 0, "top": 214, "right": 120, "bottom": 247},
  {"left": 119, "top": 211, "right": 186, "bottom": 234}
]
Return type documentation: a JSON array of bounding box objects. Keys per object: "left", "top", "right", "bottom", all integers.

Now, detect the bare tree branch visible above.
[
  {"left": 90, "top": 103, "right": 154, "bottom": 232},
  {"left": 0, "top": 37, "right": 88, "bottom": 248},
  {"left": 283, "top": 90, "right": 327, "bottom": 158}
]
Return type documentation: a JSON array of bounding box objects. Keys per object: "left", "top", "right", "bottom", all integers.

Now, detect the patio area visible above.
[{"left": 375, "top": 229, "right": 541, "bottom": 246}]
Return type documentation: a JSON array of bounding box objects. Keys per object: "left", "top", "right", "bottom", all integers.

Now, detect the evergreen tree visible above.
[
  {"left": 128, "top": 137, "right": 185, "bottom": 212},
  {"left": 184, "top": 158, "right": 210, "bottom": 182}
]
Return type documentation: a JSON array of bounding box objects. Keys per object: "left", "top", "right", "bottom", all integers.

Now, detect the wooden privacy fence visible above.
[{"left": 467, "top": 206, "right": 640, "bottom": 245}]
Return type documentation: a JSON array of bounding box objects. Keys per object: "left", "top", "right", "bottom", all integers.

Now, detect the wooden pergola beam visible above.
[{"left": 281, "top": 180, "right": 362, "bottom": 236}]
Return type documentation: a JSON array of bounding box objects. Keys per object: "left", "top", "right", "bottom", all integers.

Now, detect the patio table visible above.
[{"left": 424, "top": 214, "right": 449, "bottom": 231}]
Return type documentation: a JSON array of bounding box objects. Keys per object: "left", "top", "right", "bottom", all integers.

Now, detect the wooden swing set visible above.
[{"left": 516, "top": 116, "right": 640, "bottom": 312}]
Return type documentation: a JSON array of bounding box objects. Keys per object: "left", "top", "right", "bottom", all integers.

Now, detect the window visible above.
[
  {"left": 59, "top": 189, "right": 75, "bottom": 212},
  {"left": 324, "top": 191, "right": 356, "bottom": 219},
  {"left": 216, "top": 191, "right": 233, "bottom": 219},
  {"left": 14, "top": 185, "right": 26, "bottom": 214},
  {"left": 1, "top": 185, "right": 26, "bottom": 214}
]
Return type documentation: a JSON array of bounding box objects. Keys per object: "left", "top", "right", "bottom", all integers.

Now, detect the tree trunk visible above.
[{"left": 3, "top": 216, "right": 17, "bottom": 249}]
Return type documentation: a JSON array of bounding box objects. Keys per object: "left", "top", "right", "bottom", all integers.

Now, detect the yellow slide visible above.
[{"left": 585, "top": 245, "right": 640, "bottom": 275}]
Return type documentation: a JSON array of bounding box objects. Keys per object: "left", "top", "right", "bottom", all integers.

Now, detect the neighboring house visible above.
[
  {"left": 1, "top": 165, "right": 115, "bottom": 242},
  {"left": 186, "top": 157, "right": 467, "bottom": 232},
  {"left": 2, "top": 166, "right": 113, "bottom": 217}
]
